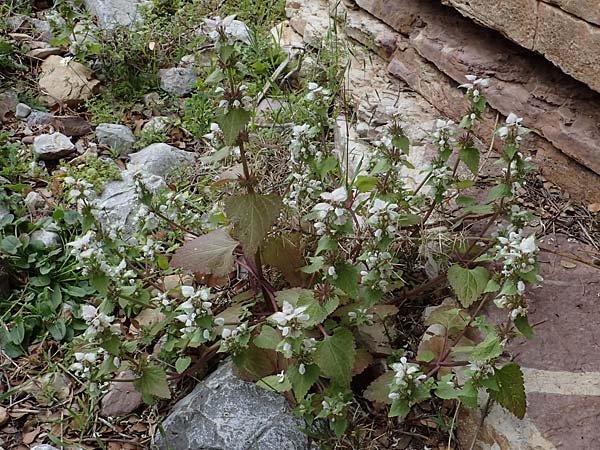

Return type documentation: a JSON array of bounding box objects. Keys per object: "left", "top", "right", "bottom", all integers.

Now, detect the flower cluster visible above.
[
  {"left": 366, "top": 198, "right": 400, "bottom": 241},
  {"left": 458, "top": 74, "right": 489, "bottom": 102},
  {"left": 388, "top": 357, "right": 426, "bottom": 401},
  {"left": 271, "top": 301, "right": 310, "bottom": 338},
  {"left": 312, "top": 187, "right": 352, "bottom": 235},
  {"left": 175, "top": 286, "right": 216, "bottom": 340},
  {"left": 359, "top": 249, "right": 397, "bottom": 292},
  {"left": 80, "top": 304, "right": 120, "bottom": 339},
  {"left": 219, "top": 323, "right": 250, "bottom": 354}
]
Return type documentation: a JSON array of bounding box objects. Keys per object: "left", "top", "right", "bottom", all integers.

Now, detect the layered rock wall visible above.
[
  {"left": 441, "top": 0, "right": 600, "bottom": 92},
  {"left": 350, "top": 0, "right": 600, "bottom": 202}
]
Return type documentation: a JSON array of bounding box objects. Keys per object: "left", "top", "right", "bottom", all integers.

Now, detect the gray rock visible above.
[
  {"left": 128, "top": 143, "right": 195, "bottom": 178},
  {"left": 155, "top": 361, "right": 310, "bottom": 450},
  {"left": 96, "top": 123, "right": 136, "bottom": 154},
  {"left": 33, "top": 133, "right": 75, "bottom": 160},
  {"left": 24, "top": 191, "right": 45, "bottom": 213},
  {"left": 159, "top": 67, "right": 198, "bottom": 97},
  {"left": 142, "top": 116, "right": 171, "bottom": 134},
  {"left": 15, "top": 103, "right": 32, "bottom": 119},
  {"left": 31, "top": 230, "right": 60, "bottom": 248},
  {"left": 94, "top": 171, "right": 164, "bottom": 235},
  {"left": 70, "top": 21, "right": 100, "bottom": 54},
  {"left": 100, "top": 370, "right": 143, "bottom": 417},
  {"left": 31, "top": 446, "right": 60, "bottom": 450},
  {"left": 27, "top": 110, "right": 55, "bottom": 127},
  {"left": 83, "top": 0, "right": 148, "bottom": 30}
]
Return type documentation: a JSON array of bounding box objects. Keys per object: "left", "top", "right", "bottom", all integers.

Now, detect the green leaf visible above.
[
  {"left": 170, "top": 228, "right": 238, "bottom": 277},
  {"left": 257, "top": 374, "right": 291, "bottom": 393},
  {"left": 330, "top": 417, "right": 348, "bottom": 438},
  {"left": 488, "top": 183, "right": 512, "bottom": 202},
  {"left": 224, "top": 193, "right": 283, "bottom": 256},
  {"left": 354, "top": 176, "right": 379, "bottom": 192},
  {"left": 90, "top": 272, "right": 110, "bottom": 295},
  {"left": 48, "top": 319, "right": 66, "bottom": 341},
  {"left": 363, "top": 371, "right": 394, "bottom": 405},
  {"left": 216, "top": 108, "right": 251, "bottom": 146},
  {"left": 470, "top": 333, "right": 503, "bottom": 362},
  {"left": 287, "top": 364, "right": 320, "bottom": 401},
  {"left": 435, "top": 374, "right": 459, "bottom": 399},
  {"left": 392, "top": 134, "right": 410, "bottom": 154},
  {"left": 459, "top": 380, "right": 479, "bottom": 408},
  {"left": 514, "top": 315, "right": 534, "bottom": 339},
  {"left": 459, "top": 146, "right": 480, "bottom": 175},
  {"left": 301, "top": 256, "right": 324, "bottom": 273},
  {"left": 253, "top": 325, "right": 281, "bottom": 350},
  {"left": 134, "top": 364, "right": 171, "bottom": 400},
  {"left": 10, "top": 318, "right": 25, "bottom": 345},
  {"left": 447, "top": 265, "right": 490, "bottom": 307},
  {"left": 205, "top": 68, "right": 225, "bottom": 83},
  {"left": 389, "top": 399, "right": 411, "bottom": 418},
  {"left": 484, "top": 278, "right": 500, "bottom": 293},
  {"left": 315, "top": 236, "right": 337, "bottom": 255},
  {"left": 313, "top": 328, "right": 356, "bottom": 386},
  {"left": 175, "top": 356, "right": 192, "bottom": 374},
  {"left": 333, "top": 263, "right": 360, "bottom": 299},
  {"left": 488, "top": 362, "right": 527, "bottom": 419},
  {"left": 1, "top": 235, "right": 21, "bottom": 255}
]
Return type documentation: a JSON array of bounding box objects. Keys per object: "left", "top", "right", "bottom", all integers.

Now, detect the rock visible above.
[
  {"left": 163, "top": 274, "right": 194, "bottom": 291},
  {"left": 256, "top": 98, "right": 287, "bottom": 125},
  {"left": 197, "top": 18, "right": 251, "bottom": 44},
  {"left": 0, "top": 405, "right": 8, "bottom": 427},
  {"left": 31, "top": 230, "right": 60, "bottom": 248},
  {"left": 343, "top": 3, "right": 399, "bottom": 58},
  {"left": 441, "top": 0, "right": 600, "bottom": 93},
  {"left": 26, "top": 46, "right": 63, "bottom": 59},
  {"left": 70, "top": 21, "right": 100, "bottom": 54},
  {"left": 134, "top": 309, "right": 166, "bottom": 328},
  {"left": 545, "top": 0, "right": 600, "bottom": 25},
  {"left": 33, "top": 132, "right": 75, "bottom": 160},
  {"left": 159, "top": 67, "right": 198, "bottom": 97},
  {"left": 21, "top": 372, "right": 71, "bottom": 404},
  {"left": 95, "top": 171, "right": 164, "bottom": 235},
  {"left": 38, "top": 55, "right": 100, "bottom": 107},
  {"left": 270, "top": 20, "right": 305, "bottom": 54},
  {"left": 127, "top": 143, "right": 196, "bottom": 178},
  {"left": 27, "top": 110, "right": 55, "bottom": 127},
  {"left": 83, "top": 0, "right": 148, "bottom": 30},
  {"left": 100, "top": 370, "right": 144, "bottom": 417},
  {"left": 0, "top": 90, "right": 18, "bottom": 122},
  {"left": 24, "top": 192, "right": 46, "bottom": 214},
  {"left": 155, "top": 361, "right": 310, "bottom": 450},
  {"left": 15, "top": 103, "right": 32, "bottom": 119},
  {"left": 31, "top": 446, "right": 60, "bottom": 450},
  {"left": 96, "top": 123, "right": 136, "bottom": 154},
  {"left": 142, "top": 116, "right": 171, "bottom": 134}
]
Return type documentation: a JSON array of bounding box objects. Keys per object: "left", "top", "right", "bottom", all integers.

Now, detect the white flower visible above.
[
  {"left": 299, "top": 363, "right": 306, "bottom": 375},
  {"left": 519, "top": 235, "right": 536, "bottom": 254},
  {"left": 270, "top": 301, "right": 310, "bottom": 338},
  {"left": 222, "top": 328, "right": 232, "bottom": 338},
  {"left": 388, "top": 392, "right": 400, "bottom": 400},
  {"left": 321, "top": 187, "right": 347, "bottom": 203},
  {"left": 81, "top": 305, "right": 97, "bottom": 321},
  {"left": 506, "top": 112, "right": 523, "bottom": 125},
  {"left": 277, "top": 370, "right": 285, "bottom": 383}
]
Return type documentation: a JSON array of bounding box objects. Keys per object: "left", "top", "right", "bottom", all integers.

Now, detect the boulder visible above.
[
  {"left": 33, "top": 132, "right": 75, "bottom": 160},
  {"left": 83, "top": 0, "right": 148, "bottom": 30},
  {"left": 155, "top": 361, "right": 310, "bottom": 450},
  {"left": 159, "top": 67, "right": 198, "bottom": 97},
  {"left": 127, "top": 143, "right": 196, "bottom": 178},
  {"left": 96, "top": 123, "right": 136, "bottom": 154},
  {"left": 38, "top": 55, "right": 100, "bottom": 107}
]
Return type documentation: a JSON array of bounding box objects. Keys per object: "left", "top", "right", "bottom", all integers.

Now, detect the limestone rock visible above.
[
  {"left": 26, "top": 46, "right": 63, "bottom": 60},
  {"left": 270, "top": 20, "right": 305, "bottom": 54},
  {"left": 96, "top": 123, "right": 136, "bottom": 154},
  {"left": 197, "top": 18, "right": 251, "bottom": 44},
  {"left": 0, "top": 91, "right": 18, "bottom": 122},
  {"left": 142, "top": 116, "right": 171, "bottom": 134},
  {"left": 100, "top": 370, "right": 143, "bottom": 417},
  {"left": 127, "top": 143, "right": 196, "bottom": 178},
  {"left": 94, "top": 171, "right": 164, "bottom": 235},
  {"left": 155, "top": 361, "right": 310, "bottom": 450},
  {"left": 15, "top": 103, "right": 32, "bottom": 119},
  {"left": 159, "top": 67, "right": 198, "bottom": 97},
  {"left": 544, "top": 0, "right": 600, "bottom": 25},
  {"left": 33, "top": 132, "right": 75, "bottom": 160},
  {"left": 38, "top": 55, "right": 100, "bottom": 107},
  {"left": 27, "top": 110, "right": 55, "bottom": 127},
  {"left": 31, "top": 230, "right": 60, "bottom": 248},
  {"left": 83, "top": 0, "right": 148, "bottom": 30}
]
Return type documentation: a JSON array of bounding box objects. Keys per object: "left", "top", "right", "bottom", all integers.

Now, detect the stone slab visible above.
[
  {"left": 458, "top": 235, "right": 600, "bottom": 449},
  {"left": 543, "top": 0, "right": 600, "bottom": 26}
]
